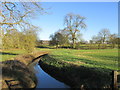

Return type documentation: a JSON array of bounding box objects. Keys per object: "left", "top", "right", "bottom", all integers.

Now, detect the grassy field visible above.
[
  {"left": 37, "top": 48, "right": 118, "bottom": 70},
  {"left": 39, "top": 48, "right": 118, "bottom": 87},
  {"left": 38, "top": 48, "right": 118, "bottom": 88},
  {"left": 1, "top": 48, "right": 118, "bottom": 70}
]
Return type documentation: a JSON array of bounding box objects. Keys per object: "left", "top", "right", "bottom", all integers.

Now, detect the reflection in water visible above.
[{"left": 34, "top": 64, "right": 70, "bottom": 88}]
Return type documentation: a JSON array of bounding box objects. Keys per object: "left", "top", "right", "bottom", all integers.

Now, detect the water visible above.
[{"left": 33, "top": 63, "right": 70, "bottom": 88}]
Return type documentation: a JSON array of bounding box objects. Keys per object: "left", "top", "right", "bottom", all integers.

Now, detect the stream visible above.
[{"left": 33, "top": 63, "right": 70, "bottom": 88}]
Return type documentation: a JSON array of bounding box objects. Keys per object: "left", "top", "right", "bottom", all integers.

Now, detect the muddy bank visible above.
[
  {"left": 1, "top": 51, "right": 48, "bottom": 89},
  {"left": 39, "top": 55, "right": 112, "bottom": 89},
  {"left": 1, "top": 60, "right": 37, "bottom": 89}
]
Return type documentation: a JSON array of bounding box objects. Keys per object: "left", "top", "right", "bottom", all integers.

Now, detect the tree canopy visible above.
[
  {"left": 1, "top": 2, "right": 44, "bottom": 29},
  {"left": 49, "top": 31, "right": 69, "bottom": 48},
  {"left": 63, "top": 13, "right": 86, "bottom": 48}
]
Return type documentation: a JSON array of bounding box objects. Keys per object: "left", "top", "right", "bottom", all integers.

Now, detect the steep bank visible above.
[
  {"left": 39, "top": 55, "right": 112, "bottom": 89},
  {"left": 1, "top": 51, "right": 48, "bottom": 89},
  {"left": 34, "top": 63, "right": 70, "bottom": 88},
  {"left": 1, "top": 60, "right": 37, "bottom": 89}
]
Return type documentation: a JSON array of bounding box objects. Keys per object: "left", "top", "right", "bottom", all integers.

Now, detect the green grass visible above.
[
  {"left": 1, "top": 48, "right": 118, "bottom": 70},
  {"left": 39, "top": 48, "right": 118, "bottom": 88},
  {"left": 1, "top": 49, "right": 26, "bottom": 61},
  {"left": 37, "top": 48, "right": 118, "bottom": 70},
  {"left": 1, "top": 48, "right": 118, "bottom": 88}
]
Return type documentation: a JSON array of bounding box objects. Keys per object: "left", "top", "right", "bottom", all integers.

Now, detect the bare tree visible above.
[
  {"left": 92, "top": 35, "right": 102, "bottom": 49},
  {"left": 108, "top": 34, "right": 117, "bottom": 48},
  {"left": 63, "top": 13, "right": 86, "bottom": 48},
  {"left": 91, "top": 29, "right": 111, "bottom": 49},
  {"left": 1, "top": 2, "right": 45, "bottom": 32},
  {"left": 98, "top": 29, "right": 110, "bottom": 44}
]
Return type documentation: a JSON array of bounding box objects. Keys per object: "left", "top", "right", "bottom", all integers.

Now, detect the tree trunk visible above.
[
  {"left": 112, "top": 43, "right": 115, "bottom": 48},
  {"left": 98, "top": 43, "right": 100, "bottom": 49},
  {"left": 72, "top": 39, "right": 75, "bottom": 49}
]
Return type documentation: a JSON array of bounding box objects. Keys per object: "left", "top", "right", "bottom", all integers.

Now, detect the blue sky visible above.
[{"left": 31, "top": 2, "right": 118, "bottom": 41}]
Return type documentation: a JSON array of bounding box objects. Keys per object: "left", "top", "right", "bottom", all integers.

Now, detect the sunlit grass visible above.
[
  {"left": 37, "top": 48, "right": 118, "bottom": 70},
  {"left": 1, "top": 48, "right": 118, "bottom": 70}
]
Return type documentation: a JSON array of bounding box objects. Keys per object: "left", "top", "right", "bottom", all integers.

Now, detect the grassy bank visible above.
[
  {"left": 2, "top": 60, "right": 37, "bottom": 88},
  {"left": 1, "top": 49, "right": 48, "bottom": 89},
  {"left": 39, "top": 48, "right": 118, "bottom": 70},
  {"left": 39, "top": 48, "right": 118, "bottom": 88}
]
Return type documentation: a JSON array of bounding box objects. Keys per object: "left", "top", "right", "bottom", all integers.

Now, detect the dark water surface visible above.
[{"left": 33, "top": 64, "right": 70, "bottom": 88}]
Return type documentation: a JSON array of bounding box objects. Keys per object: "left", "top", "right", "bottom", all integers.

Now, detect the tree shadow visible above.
[
  {"left": 36, "top": 46, "right": 49, "bottom": 48},
  {"left": 0, "top": 52, "right": 19, "bottom": 55}
]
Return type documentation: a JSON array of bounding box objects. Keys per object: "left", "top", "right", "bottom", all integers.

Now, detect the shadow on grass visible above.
[
  {"left": 39, "top": 55, "right": 112, "bottom": 89},
  {"left": 0, "top": 52, "right": 19, "bottom": 55},
  {"left": 36, "top": 46, "right": 49, "bottom": 48}
]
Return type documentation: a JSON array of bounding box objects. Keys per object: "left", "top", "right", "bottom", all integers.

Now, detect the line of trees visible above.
[
  {"left": 1, "top": 2, "right": 118, "bottom": 51},
  {"left": 2, "top": 27, "right": 38, "bottom": 52},
  {"left": 49, "top": 13, "right": 119, "bottom": 49},
  {"left": 49, "top": 28, "right": 119, "bottom": 49},
  {"left": 91, "top": 29, "right": 119, "bottom": 49}
]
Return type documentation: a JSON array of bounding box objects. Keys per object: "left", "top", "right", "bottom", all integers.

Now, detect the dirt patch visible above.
[{"left": 14, "top": 51, "right": 49, "bottom": 65}]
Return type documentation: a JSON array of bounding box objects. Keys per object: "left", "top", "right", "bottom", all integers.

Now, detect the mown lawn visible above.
[{"left": 38, "top": 48, "right": 118, "bottom": 70}]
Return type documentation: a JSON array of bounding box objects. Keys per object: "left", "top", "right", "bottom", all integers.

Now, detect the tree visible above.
[
  {"left": 108, "top": 34, "right": 118, "bottom": 48},
  {"left": 1, "top": 2, "right": 44, "bottom": 52},
  {"left": 2, "top": 26, "right": 38, "bottom": 52},
  {"left": 92, "top": 35, "right": 102, "bottom": 49},
  {"left": 89, "top": 40, "right": 93, "bottom": 44},
  {"left": 2, "top": 29, "right": 21, "bottom": 49},
  {"left": 98, "top": 29, "right": 110, "bottom": 44},
  {"left": 22, "top": 30, "right": 37, "bottom": 53},
  {"left": 36, "top": 40, "right": 43, "bottom": 46},
  {"left": 63, "top": 13, "right": 86, "bottom": 48},
  {"left": 49, "top": 31, "right": 69, "bottom": 48}
]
